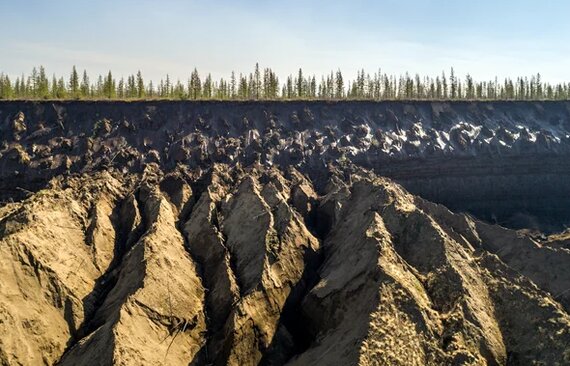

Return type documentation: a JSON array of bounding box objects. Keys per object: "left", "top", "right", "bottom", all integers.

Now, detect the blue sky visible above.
[{"left": 1, "top": 0, "right": 569, "bottom": 83}]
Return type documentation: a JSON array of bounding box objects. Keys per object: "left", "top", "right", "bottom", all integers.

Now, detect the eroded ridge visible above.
[{"left": 0, "top": 164, "right": 568, "bottom": 366}]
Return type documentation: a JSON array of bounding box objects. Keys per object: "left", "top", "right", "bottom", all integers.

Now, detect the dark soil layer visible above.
[{"left": 2, "top": 100, "right": 569, "bottom": 230}]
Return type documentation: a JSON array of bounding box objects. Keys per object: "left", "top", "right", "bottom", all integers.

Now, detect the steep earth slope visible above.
[
  {"left": 1, "top": 100, "right": 570, "bottom": 229},
  {"left": 0, "top": 101, "right": 569, "bottom": 365},
  {"left": 0, "top": 164, "right": 569, "bottom": 366}
]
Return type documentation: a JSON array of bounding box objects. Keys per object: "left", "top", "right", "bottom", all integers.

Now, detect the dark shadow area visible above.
[
  {"left": 0, "top": 177, "right": 50, "bottom": 204},
  {"left": 376, "top": 156, "right": 570, "bottom": 234},
  {"left": 60, "top": 191, "right": 146, "bottom": 356},
  {"left": 183, "top": 198, "right": 236, "bottom": 366},
  {"left": 258, "top": 245, "right": 323, "bottom": 365}
]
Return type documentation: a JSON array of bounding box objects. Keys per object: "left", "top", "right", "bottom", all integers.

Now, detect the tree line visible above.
[{"left": 0, "top": 64, "right": 569, "bottom": 100}]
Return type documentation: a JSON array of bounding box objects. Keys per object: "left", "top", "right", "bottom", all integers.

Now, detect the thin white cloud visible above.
[
  {"left": 4, "top": 41, "right": 195, "bottom": 81},
  {"left": 2, "top": 23, "right": 569, "bottom": 84}
]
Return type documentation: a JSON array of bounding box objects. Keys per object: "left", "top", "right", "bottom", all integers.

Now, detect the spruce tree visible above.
[
  {"left": 0, "top": 74, "right": 13, "bottom": 99},
  {"left": 536, "top": 73, "right": 543, "bottom": 99},
  {"left": 147, "top": 81, "right": 154, "bottom": 97},
  {"left": 117, "top": 78, "right": 125, "bottom": 98},
  {"left": 466, "top": 74, "right": 474, "bottom": 99},
  {"left": 286, "top": 76, "right": 293, "bottom": 99},
  {"left": 136, "top": 71, "right": 145, "bottom": 98},
  {"left": 203, "top": 74, "right": 212, "bottom": 98},
  {"left": 80, "top": 70, "right": 90, "bottom": 98},
  {"left": 13, "top": 77, "right": 20, "bottom": 98},
  {"left": 189, "top": 69, "right": 201, "bottom": 99},
  {"left": 38, "top": 66, "right": 50, "bottom": 98},
  {"left": 335, "top": 70, "right": 344, "bottom": 98},
  {"left": 164, "top": 74, "right": 171, "bottom": 98},
  {"left": 103, "top": 71, "right": 116, "bottom": 99},
  {"left": 254, "top": 63, "right": 261, "bottom": 99},
  {"left": 69, "top": 66, "right": 80, "bottom": 98},
  {"left": 450, "top": 68, "right": 457, "bottom": 99},
  {"left": 297, "top": 68, "right": 304, "bottom": 98},
  {"left": 309, "top": 76, "right": 316, "bottom": 98},
  {"left": 56, "top": 77, "right": 67, "bottom": 98},
  {"left": 51, "top": 75, "right": 58, "bottom": 98},
  {"left": 238, "top": 74, "right": 247, "bottom": 99},
  {"left": 30, "top": 67, "right": 38, "bottom": 97},
  {"left": 230, "top": 71, "right": 236, "bottom": 98},
  {"left": 96, "top": 75, "right": 104, "bottom": 97}
]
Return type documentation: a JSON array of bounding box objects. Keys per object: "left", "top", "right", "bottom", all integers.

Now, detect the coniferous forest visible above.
[{"left": 0, "top": 63, "right": 569, "bottom": 100}]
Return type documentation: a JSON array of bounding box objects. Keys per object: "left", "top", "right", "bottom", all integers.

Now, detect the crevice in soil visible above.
[{"left": 58, "top": 190, "right": 147, "bottom": 360}]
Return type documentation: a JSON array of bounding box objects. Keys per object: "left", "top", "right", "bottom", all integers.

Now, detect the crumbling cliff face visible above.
[
  {"left": 0, "top": 101, "right": 569, "bottom": 365},
  {"left": 1, "top": 100, "right": 570, "bottom": 230}
]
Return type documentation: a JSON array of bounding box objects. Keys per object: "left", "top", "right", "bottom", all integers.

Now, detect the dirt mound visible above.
[{"left": 0, "top": 164, "right": 569, "bottom": 365}]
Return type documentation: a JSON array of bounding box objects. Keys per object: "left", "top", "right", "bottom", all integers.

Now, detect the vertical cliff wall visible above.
[{"left": 1, "top": 100, "right": 569, "bottom": 230}]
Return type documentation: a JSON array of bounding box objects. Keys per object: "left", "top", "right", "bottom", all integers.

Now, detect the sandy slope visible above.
[{"left": 0, "top": 165, "right": 568, "bottom": 365}]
